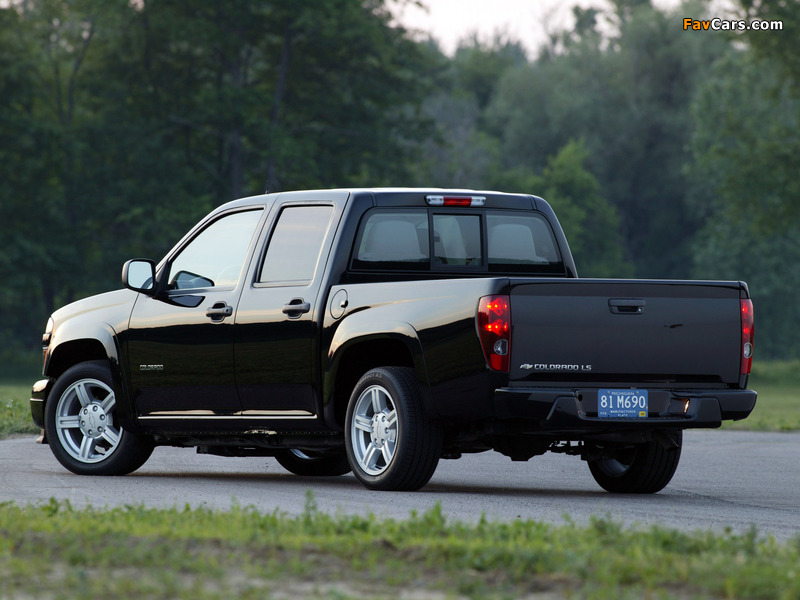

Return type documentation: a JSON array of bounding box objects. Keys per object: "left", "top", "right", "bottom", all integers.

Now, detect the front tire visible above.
[
  {"left": 587, "top": 432, "right": 682, "bottom": 494},
  {"left": 44, "top": 361, "right": 154, "bottom": 476},
  {"left": 345, "top": 367, "right": 442, "bottom": 491}
]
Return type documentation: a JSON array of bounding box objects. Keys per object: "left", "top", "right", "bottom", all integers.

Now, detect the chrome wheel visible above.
[
  {"left": 350, "top": 384, "right": 398, "bottom": 476},
  {"left": 45, "top": 361, "right": 154, "bottom": 476},
  {"left": 345, "top": 367, "right": 441, "bottom": 491},
  {"left": 55, "top": 378, "right": 122, "bottom": 464}
]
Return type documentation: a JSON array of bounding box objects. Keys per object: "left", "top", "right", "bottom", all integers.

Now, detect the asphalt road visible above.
[{"left": 1, "top": 430, "right": 798, "bottom": 540}]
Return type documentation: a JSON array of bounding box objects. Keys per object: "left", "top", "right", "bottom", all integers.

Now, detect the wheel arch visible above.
[
  {"left": 323, "top": 324, "right": 431, "bottom": 430},
  {"left": 44, "top": 324, "right": 132, "bottom": 427},
  {"left": 47, "top": 338, "right": 114, "bottom": 380}
]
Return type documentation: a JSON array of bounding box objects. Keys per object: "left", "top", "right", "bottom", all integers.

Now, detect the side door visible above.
[
  {"left": 127, "top": 208, "right": 265, "bottom": 419},
  {"left": 234, "top": 200, "right": 341, "bottom": 421}
]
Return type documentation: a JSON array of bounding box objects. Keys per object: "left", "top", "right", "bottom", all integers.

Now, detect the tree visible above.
[
  {"left": 688, "top": 50, "right": 800, "bottom": 358},
  {"left": 688, "top": 50, "right": 800, "bottom": 233},
  {"left": 489, "top": 141, "right": 632, "bottom": 278},
  {"left": 486, "top": 1, "right": 729, "bottom": 278},
  {"left": 735, "top": 0, "right": 800, "bottom": 91},
  {"left": 0, "top": 0, "right": 439, "bottom": 373}
]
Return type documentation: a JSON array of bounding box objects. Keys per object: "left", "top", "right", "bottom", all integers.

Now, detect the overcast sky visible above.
[{"left": 391, "top": 0, "right": 711, "bottom": 56}]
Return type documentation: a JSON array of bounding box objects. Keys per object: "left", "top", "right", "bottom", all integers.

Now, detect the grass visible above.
[
  {"left": 1, "top": 496, "right": 799, "bottom": 599},
  {"left": 0, "top": 382, "right": 40, "bottom": 439},
  {"left": 722, "top": 360, "right": 800, "bottom": 431}
]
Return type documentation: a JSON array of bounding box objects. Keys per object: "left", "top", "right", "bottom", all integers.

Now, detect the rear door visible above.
[{"left": 234, "top": 195, "right": 344, "bottom": 420}]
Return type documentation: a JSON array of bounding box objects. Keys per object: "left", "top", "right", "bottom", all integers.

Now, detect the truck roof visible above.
[{"left": 221, "top": 188, "right": 547, "bottom": 212}]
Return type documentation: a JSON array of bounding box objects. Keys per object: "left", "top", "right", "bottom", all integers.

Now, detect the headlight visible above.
[
  {"left": 42, "top": 317, "right": 54, "bottom": 372},
  {"left": 43, "top": 317, "right": 54, "bottom": 346}
]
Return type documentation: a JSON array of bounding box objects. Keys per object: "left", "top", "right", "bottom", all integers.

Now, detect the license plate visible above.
[{"left": 598, "top": 389, "right": 649, "bottom": 418}]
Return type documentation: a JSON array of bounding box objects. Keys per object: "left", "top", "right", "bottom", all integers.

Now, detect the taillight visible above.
[
  {"left": 426, "top": 195, "right": 486, "bottom": 207},
  {"left": 741, "top": 299, "right": 754, "bottom": 375},
  {"left": 478, "top": 295, "right": 510, "bottom": 372}
]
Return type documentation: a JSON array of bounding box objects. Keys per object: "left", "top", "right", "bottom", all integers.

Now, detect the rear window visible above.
[
  {"left": 486, "top": 213, "right": 562, "bottom": 273},
  {"left": 351, "top": 209, "right": 564, "bottom": 274}
]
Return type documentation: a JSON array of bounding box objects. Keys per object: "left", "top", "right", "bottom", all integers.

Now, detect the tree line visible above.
[{"left": 1, "top": 0, "right": 797, "bottom": 374}]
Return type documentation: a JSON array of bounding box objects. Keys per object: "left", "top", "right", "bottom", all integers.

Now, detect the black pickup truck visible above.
[{"left": 31, "top": 188, "right": 756, "bottom": 493}]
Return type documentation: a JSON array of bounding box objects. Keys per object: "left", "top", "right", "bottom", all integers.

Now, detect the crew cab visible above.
[{"left": 31, "top": 188, "right": 757, "bottom": 493}]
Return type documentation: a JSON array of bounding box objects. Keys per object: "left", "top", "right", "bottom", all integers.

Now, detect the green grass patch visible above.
[
  {"left": 0, "top": 382, "right": 39, "bottom": 439},
  {"left": 723, "top": 360, "right": 800, "bottom": 431},
  {"left": 1, "top": 497, "right": 799, "bottom": 599}
]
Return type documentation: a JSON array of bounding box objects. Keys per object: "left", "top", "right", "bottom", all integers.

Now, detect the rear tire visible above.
[
  {"left": 587, "top": 432, "right": 682, "bottom": 494},
  {"left": 44, "top": 361, "right": 154, "bottom": 476},
  {"left": 345, "top": 367, "right": 441, "bottom": 491},
  {"left": 275, "top": 449, "right": 351, "bottom": 477}
]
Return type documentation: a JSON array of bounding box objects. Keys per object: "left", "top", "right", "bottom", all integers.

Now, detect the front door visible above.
[{"left": 127, "top": 208, "right": 264, "bottom": 419}]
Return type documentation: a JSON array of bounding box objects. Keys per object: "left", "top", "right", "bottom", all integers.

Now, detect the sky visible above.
[{"left": 391, "top": 0, "right": 697, "bottom": 56}]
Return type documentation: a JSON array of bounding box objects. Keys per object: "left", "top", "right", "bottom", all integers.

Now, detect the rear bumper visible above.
[{"left": 493, "top": 387, "right": 757, "bottom": 430}]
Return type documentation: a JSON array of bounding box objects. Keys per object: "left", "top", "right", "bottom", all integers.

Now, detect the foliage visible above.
[
  {"left": 1, "top": 499, "right": 799, "bottom": 599},
  {"left": 735, "top": 0, "right": 800, "bottom": 91},
  {"left": 0, "top": 0, "right": 435, "bottom": 367},
  {"left": 688, "top": 51, "right": 800, "bottom": 358},
  {"left": 489, "top": 140, "right": 632, "bottom": 277},
  {"left": 486, "top": 0, "right": 730, "bottom": 278},
  {"left": 1, "top": 0, "right": 798, "bottom": 366},
  {"left": 688, "top": 50, "right": 800, "bottom": 235}
]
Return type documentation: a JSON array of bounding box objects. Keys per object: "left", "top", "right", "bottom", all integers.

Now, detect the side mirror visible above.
[{"left": 122, "top": 259, "right": 157, "bottom": 295}]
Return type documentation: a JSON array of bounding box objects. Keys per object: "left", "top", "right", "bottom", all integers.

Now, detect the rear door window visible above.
[{"left": 259, "top": 205, "right": 334, "bottom": 285}]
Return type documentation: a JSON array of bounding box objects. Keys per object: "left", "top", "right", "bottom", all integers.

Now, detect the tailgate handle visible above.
[{"left": 609, "top": 298, "right": 645, "bottom": 315}]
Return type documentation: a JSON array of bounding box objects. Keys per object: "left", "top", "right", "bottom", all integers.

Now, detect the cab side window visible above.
[
  {"left": 352, "top": 210, "right": 429, "bottom": 270},
  {"left": 168, "top": 209, "right": 263, "bottom": 290}
]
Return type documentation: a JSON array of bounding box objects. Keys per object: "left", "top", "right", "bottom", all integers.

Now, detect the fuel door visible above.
[{"left": 329, "top": 289, "right": 349, "bottom": 320}]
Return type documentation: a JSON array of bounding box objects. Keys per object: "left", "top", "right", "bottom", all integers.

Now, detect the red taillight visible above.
[
  {"left": 478, "top": 295, "right": 510, "bottom": 372},
  {"left": 741, "top": 299, "right": 754, "bottom": 375}
]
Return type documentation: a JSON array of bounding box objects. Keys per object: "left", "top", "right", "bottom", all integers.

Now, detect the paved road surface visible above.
[{"left": 1, "top": 430, "right": 798, "bottom": 539}]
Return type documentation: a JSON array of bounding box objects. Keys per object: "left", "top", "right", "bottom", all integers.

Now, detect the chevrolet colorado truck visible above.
[{"left": 31, "top": 188, "right": 757, "bottom": 493}]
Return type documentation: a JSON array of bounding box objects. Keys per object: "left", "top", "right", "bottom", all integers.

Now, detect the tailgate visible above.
[{"left": 508, "top": 279, "right": 745, "bottom": 386}]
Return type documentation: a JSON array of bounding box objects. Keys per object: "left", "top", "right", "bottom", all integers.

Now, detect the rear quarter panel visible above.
[{"left": 323, "top": 278, "right": 509, "bottom": 420}]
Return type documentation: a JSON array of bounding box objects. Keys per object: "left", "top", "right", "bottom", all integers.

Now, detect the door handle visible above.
[
  {"left": 206, "top": 302, "right": 233, "bottom": 322},
  {"left": 282, "top": 298, "right": 311, "bottom": 318}
]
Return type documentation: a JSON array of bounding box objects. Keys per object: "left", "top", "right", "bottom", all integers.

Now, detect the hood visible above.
[{"left": 51, "top": 288, "right": 140, "bottom": 330}]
